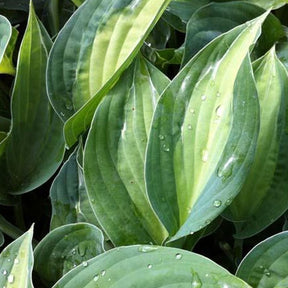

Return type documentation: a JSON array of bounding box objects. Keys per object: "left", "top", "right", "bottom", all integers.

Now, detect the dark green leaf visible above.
[{"left": 34, "top": 223, "right": 104, "bottom": 287}]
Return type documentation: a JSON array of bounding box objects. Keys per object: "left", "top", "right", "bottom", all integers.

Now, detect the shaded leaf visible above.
[
  {"left": 145, "top": 13, "right": 267, "bottom": 241},
  {"left": 0, "top": 226, "right": 34, "bottom": 288},
  {"left": 52, "top": 245, "right": 251, "bottom": 288},
  {"left": 50, "top": 147, "right": 98, "bottom": 231},
  {"left": 46, "top": 0, "right": 171, "bottom": 147},
  {"left": 226, "top": 47, "right": 288, "bottom": 238},
  {"left": 237, "top": 231, "right": 288, "bottom": 287},
  {"left": 84, "top": 56, "right": 169, "bottom": 246},
  {"left": 0, "top": 2, "right": 65, "bottom": 195},
  {"left": 34, "top": 223, "right": 104, "bottom": 287}
]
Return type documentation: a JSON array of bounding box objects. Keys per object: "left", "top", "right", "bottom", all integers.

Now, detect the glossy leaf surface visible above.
[
  {"left": 0, "top": 226, "right": 34, "bottom": 288},
  {"left": 182, "top": 2, "right": 284, "bottom": 66},
  {"left": 34, "top": 223, "right": 104, "bottom": 287},
  {"left": 50, "top": 147, "right": 98, "bottom": 231},
  {"left": 227, "top": 48, "right": 288, "bottom": 238},
  {"left": 47, "top": 0, "right": 171, "bottom": 147},
  {"left": 53, "top": 245, "right": 251, "bottom": 288},
  {"left": 146, "top": 14, "right": 267, "bottom": 240},
  {"left": 84, "top": 56, "right": 169, "bottom": 246},
  {"left": 237, "top": 231, "right": 288, "bottom": 287},
  {"left": 0, "top": 2, "right": 65, "bottom": 195}
]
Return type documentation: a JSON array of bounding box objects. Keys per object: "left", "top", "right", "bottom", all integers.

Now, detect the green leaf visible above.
[
  {"left": 0, "top": 226, "right": 34, "bottom": 288},
  {"left": 236, "top": 231, "right": 288, "bottom": 287},
  {"left": 52, "top": 245, "right": 251, "bottom": 288},
  {"left": 70, "top": 0, "right": 85, "bottom": 7},
  {"left": 46, "top": 0, "right": 172, "bottom": 147},
  {"left": 84, "top": 56, "right": 169, "bottom": 246},
  {"left": 247, "top": 0, "right": 288, "bottom": 9},
  {"left": 50, "top": 147, "right": 99, "bottom": 231},
  {"left": 225, "top": 47, "right": 288, "bottom": 238},
  {"left": 145, "top": 13, "right": 267, "bottom": 241},
  {"left": 0, "top": 16, "right": 17, "bottom": 75},
  {"left": 0, "top": 231, "right": 4, "bottom": 247},
  {"left": 182, "top": 2, "right": 284, "bottom": 66},
  {"left": 0, "top": 2, "right": 65, "bottom": 195},
  {"left": 34, "top": 223, "right": 104, "bottom": 287}
]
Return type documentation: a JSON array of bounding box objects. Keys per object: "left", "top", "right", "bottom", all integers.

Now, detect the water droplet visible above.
[
  {"left": 101, "top": 270, "right": 106, "bottom": 276},
  {"left": 217, "top": 155, "right": 238, "bottom": 179},
  {"left": 216, "top": 91, "right": 220, "bottom": 97},
  {"left": 93, "top": 274, "right": 99, "bottom": 282},
  {"left": 71, "top": 248, "right": 76, "bottom": 255},
  {"left": 264, "top": 268, "right": 271, "bottom": 277},
  {"left": 78, "top": 243, "right": 87, "bottom": 257},
  {"left": 147, "top": 42, "right": 152, "bottom": 47},
  {"left": 82, "top": 261, "right": 88, "bottom": 267},
  {"left": 147, "top": 264, "right": 152, "bottom": 269},
  {"left": 205, "top": 219, "right": 211, "bottom": 225},
  {"left": 188, "top": 124, "right": 192, "bottom": 130},
  {"left": 159, "top": 134, "right": 165, "bottom": 140},
  {"left": 7, "top": 274, "right": 14, "bottom": 283},
  {"left": 201, "top": 95, "right": 207, "bottom": 101},
  {"left": 259, "top": 265, "right": 264, "bottom": 270},
  {"left": 225, "top": 198, "right": 233, "bottom": 206},
  {"left": 7, "top": 258, "right": 11, "bottom": 262},
  {"left": 215, "top": 105, "right": 223, "bottom": 117},
  {"left": 60, "top": 112, "right": 65, "bottom": 117},
  {"left": 14, "top": 258, "right": 19, "bottom": 264},
  {"left": 175, "top": 253, "right": 182, "bottom": 260},
  {"left": 163, "top": 144, "right": 170, "bottom": 152},
  {"left": 138, "top": 245, "right": 158, "bottom": 253},
  {"left": 2, "top": 270, "right": 7, "bottom": 275},
  {"left": 213, "top": 200, "right": 222, "bottom": 208},
  {"left": 202, "top": 150, "right": 209, "bottom": 162},
  {"left": 108, "top": 278, "right": 111, "bottom": 281},
  {"left": 191, "top": 271, "right": 202, "bottom": 287},
  {"left": 190, "top": 231, "right": 194, "bottom": 235},
  {"left": 190, "top": 108, "right": 195, "bottom": 115}
]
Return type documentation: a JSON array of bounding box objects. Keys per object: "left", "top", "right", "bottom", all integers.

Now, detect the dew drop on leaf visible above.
[
  {"left": 215, "top": 105, "right": 223, "bottom": 117},
  {"left": 101, "top": 270, "right": 106, "bottom": 276},
  {"left": 93, "top": 274, "right": 99, "bottom": 282},
  {"left": 264, "top": 268, "right": 271, "bottom": 277},
  {"left": 213, "top": 200, "right": 222, "bottom": 208},
  {"left": 147, "top": 264, "right": 152, "bottom": 269},
  {"left": 201, "top": 150, "right": 209, "bottom": 162},
  {"left": 201, "top": 95, "right": 207, "bottom": 101},
  {"left": 82, "top": 261, "right": 88, "bottom": 267},
  {"left": 2, "top": 269, "right": 7, "bottom": 275},
  {"left": 138, "top": 245, "right": 158, "bottom": 253},
  {"left": 188, "top": 124, "right": 192, "bottom": 130},
  {"left": 14, "top": 258, "right": 19, "bottom": 264},
  {"left": 159, "top": 134, "right": 165, "bottom": 140},
  {"left": 216, "top": 91, "right": 220, "bottom": 97},
  {"left": 175, "top": 253, "right": 182, "bottom": 260},
  {"left": 190, "top": 108, "right": 195, "bottom": 115},
  {"left": 7, "top": 274, "right": 14, "bottom": 283}
]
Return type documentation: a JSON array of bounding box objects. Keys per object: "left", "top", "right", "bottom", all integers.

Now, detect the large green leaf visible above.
[
  {"left": 50, "top": 146, "right": 99, "bottom": 231},
  {"left": 47, "top": 0, "right": 172, "bottom": 147},
  {"left": 84, "top": 56, "right": 169, "bottom": 246},
  {"left": 182, "top": 2, "right": 284, "bottom": 66},
  {"left": 225, "top": 47, "right": 288, "bottom": 238},
  {"left": 34, "top": 223, "right": 104, "bottom": 287},
  {"left": 145, "top": 13, "right": 267, "bottom": 241},
  {"left": 52, "top": 245, "right": 251, "bottom": 287},
  {"left": 0, "top": 15, "right": 17, "bottom": 75},
  {"left": 0, "top": 2, "right": 65, "bottom": 195},
  {"left": 0, "top": 226, "right": 34, "bottom": 288},
  {"left": 236, "top": 231, "right": 288, "bottom": 287}
]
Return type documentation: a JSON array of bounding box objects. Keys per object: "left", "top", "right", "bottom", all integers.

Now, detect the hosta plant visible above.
[{"left": 0, "top": 0, "right": 288, "bottom": 287}]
